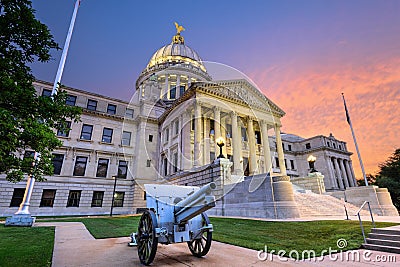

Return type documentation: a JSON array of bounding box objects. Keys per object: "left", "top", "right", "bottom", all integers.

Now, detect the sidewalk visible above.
[{"left": 35, "top": 219, "right": 400, "bottom": 267}]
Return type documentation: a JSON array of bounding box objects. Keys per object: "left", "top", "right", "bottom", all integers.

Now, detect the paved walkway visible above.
[{"left": 35, "top": 217, "right": 400, "bottom": 267}]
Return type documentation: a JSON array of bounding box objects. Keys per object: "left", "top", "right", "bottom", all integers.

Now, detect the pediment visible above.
[{"left": 193, "top": 79, "right": 285, "bottom": 117}]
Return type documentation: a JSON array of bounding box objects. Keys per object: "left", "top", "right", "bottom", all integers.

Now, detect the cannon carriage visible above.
[{"left": 136, "top": 182, "right": 217, "bottom": 265}]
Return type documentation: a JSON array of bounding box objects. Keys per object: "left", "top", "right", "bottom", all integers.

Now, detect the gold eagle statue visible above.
[{"left": 174, "top": 22, "right": 185, "bottom": 34}]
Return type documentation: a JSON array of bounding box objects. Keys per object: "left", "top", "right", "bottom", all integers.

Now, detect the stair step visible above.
[
  {"left": 366, "top": 238, "right": 400, "bottom": 248},
  {"left": 363, "top": 243, "right": 400, "bottom": 254},
  {"left": 369, "top": 233, "right": 400, "bottom": 242},
  {"left": 372, "top": 228, "right": 400, "bottom": 236}
]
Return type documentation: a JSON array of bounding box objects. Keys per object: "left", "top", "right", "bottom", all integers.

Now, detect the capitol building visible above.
[{"left": 1, "top": 25, "right": 397, "bottom": 218}]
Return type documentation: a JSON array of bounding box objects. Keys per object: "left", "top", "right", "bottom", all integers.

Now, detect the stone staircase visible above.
[
  {"left": 363, "top": 227, "right": 400, "bottom": 254},
  {"left": 294, "top": 191, "right": 372, "bottom": 217}
]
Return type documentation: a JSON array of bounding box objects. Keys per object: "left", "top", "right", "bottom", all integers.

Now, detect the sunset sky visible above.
[{"left": 31, "top": 0, "right": 400, "bottom": 179}]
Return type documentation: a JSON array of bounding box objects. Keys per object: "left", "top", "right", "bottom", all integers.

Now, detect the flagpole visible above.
[
  {"left": 52, "top": 0, "right": 81, "bottom": 94},
  {"left": 342, "top": 93, "right": 368, "bottom": 186}
]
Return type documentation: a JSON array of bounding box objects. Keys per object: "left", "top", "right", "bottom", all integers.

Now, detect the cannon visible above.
[{"left": 136, "top": 182, "right": 216, "bottom": 265}]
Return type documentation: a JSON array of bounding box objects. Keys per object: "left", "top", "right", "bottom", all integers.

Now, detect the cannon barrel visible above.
[{"left": 174, "top": 182, "right": 216, "bottom": 223}]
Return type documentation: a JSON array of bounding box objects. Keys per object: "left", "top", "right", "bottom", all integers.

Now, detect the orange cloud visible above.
[{"left": 249, "top": 57, "right": 400, "bottom": 179}]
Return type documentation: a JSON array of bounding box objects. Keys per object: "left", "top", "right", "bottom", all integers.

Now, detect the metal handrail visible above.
[{"left": 356, "top": 201, "right": 376, "bottom": 243}]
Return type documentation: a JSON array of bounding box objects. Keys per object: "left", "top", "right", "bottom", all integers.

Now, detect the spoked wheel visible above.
[
  {"left": 137, "top": 210, "right": 158, "bottom": 265},
  {"left": 187, "top": 212, "right": 212, "bottom": 257}
]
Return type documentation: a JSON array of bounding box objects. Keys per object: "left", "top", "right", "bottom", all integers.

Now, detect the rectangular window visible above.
[
  {"left": 339, "top": 145, "right": 342, "bottom": 150},
  {"left": 284, "top": 159, "right": 287, "bottom": 168},
  {"left": 67, "top": 190, "right": 81, "bottom": 207},
  {"left": 66, "top": 95, "right": 77, "bottom": 106},
  {"left": 40, "top": 189, "right": 56, "bottom": 207},
  {"left": 209, "top": 119, "right": 215, "bottom": 135},
  {"left": 173, "top": 153, "right": 178, "bottom": 173},
  {"left": 121, "top": 131, "right": 131, "bottom": 146},
  {"left": 10, "top": 188, "right": 25, "bottom": 207},
  {"left": 102, "top": 128, "right": 113, "bottom": 143},
  {"left": 73, "top": 156, "right": 88, "bottom": 176},
  {"left": 146, "top": 159, "right": 151, "bottom": 167},
  {"left": 117, "top": 160, "right": 128, "bottom": 178},
  {"left": 113, "top": 192, "right": 125, "bottom": 207},
  {"left": 96, "top": 158, "right": 109, "bottom": 177},
  {"left": 290, "top": 160, "right": 295, "bottom": 170},
  {"left": 107, "top": 104, "right": 117, "bottom": 115},
  {"left": 170, "top": 86, "right": 176, "bottom": 99},
  {"left": 80, "top": 124, "right": 93, "bottom": 140},
  {"left": 87, "top": 99, "right": 97, "bottom": 111},
  {"left": 241, "top": 127, "right": 248, "bottom": 141},
  {"left": 174, "top": 120, "right": 179, "bottom": 135},
  {"left": 91, "top": 191, "right": 104, "bottom": 207},
  {"left": 52, "top": 154, "right": 64, "bottom": 175},
  {"left": 191, "top": 115, "right": 195, "bottom": 131},
  {"left": 57, "top": 121, "right": 71, "bottom": 137},
  {"left": 24, "top": 150, "right": 35, "bottom": 159},
  {"left": 305, "top": 143, "right": 311, "bottom": 149},
  {"left": 333, "top": 143, "right": 336, "bottom": 148},
  {"left": 125, "top": 108, "right": 134, "bottom": 118},
  {"left": 275, "top": 157, "right": 280, "bottom": 168},
  {"left": 210, "top": 152, "right": 215, "bottom": 161},
  {"left": 163, "top": 157, "right": 168, "bottom": 176},
  {"left": 149, "top": 135, "right": 153, "bottom": 142},
  {"left": 255, "top": 131, "right": 261, "bottom": 144},
  {"left": 179, "top": 85, "right": 185, "bottom": 96},
  {"left": 288, "top": 144, "right": 292, "bottom": 151},
  {"left": 226, "top": 124, "right": 232, "bottom": 138},
  {"left": 282, "top": 143, "right": 285, "bottom": 151},
  {"left": 41, "top": 89, "right": 52, "bottom": 97},
  {"left": 327, "top": 141, "right": 330, "bottom": 147},
  {"left": 165, "top": 128, "right": 169, "bottom": 142}
]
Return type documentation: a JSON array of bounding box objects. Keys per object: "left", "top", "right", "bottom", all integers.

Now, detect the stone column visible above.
[
  {"left": 247, "top": 117, "right": 257, "bottom": 175},
  {"left": 203, "top": 117, "right": 210, "bottom": 164},
  {"left": 163, "top": 74, "right": 169, "bottom": 99},
  {"left": 349, "top": 161, "right": 358, "bottom": 186},
  {"left": 339, "top": 158, "right": 349, "bottom": 188},
  {"left": 327, "top": 156, "right": 339, "bottom": 189},
  {"left": 333, "top": 158, "right": 344, "bottom": 189},
  {"left": 231, "top": 112, "right": 242, "bottom": 175},
  {"left": 214, "top": 107, "right": 221, "bottom": 158},
  {"left": 176, "top": 75, "right": 181, "bottom": 98},
  {"left": 344, "top": 160, "right": 355, "bottom": 187},
  {"left": 274, "top": 125, "right": 287, "bottom": 175},
  {"left": 194, "top": 101, "right": 202, "bottom": 167},
  {"left": 260, "top": 120, "right": 272, "bottom": 174}
]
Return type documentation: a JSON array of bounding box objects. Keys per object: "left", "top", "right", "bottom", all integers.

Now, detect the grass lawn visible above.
[
  {"left": 0, "top": 226, "right": 55, "bottom": 267},
  {"left": 211, "top": 218, "right": 398, "bottom": 258}
]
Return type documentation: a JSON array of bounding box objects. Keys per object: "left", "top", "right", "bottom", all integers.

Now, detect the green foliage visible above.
[
  {"left": 356, "top": 173, "right": 376, "bottom": 186},
  {"left": 375, "top": 148, "right": 400, "bottom": 210},
  {"left": 0, "top": 0, "right": 81, "bottom": 182},
  {"left": 0, "top": 226, "right": 55, "bottom": 267}
]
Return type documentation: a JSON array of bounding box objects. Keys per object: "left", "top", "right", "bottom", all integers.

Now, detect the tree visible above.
[
  {"left": 356, "top": 174, "right": 377, "bottom": 186},
  {"left": 375, "top": 149, "right": 400, "bottom": 210},
  {"left": 0, "top": 0, "right": 81, "bottom": 182}
]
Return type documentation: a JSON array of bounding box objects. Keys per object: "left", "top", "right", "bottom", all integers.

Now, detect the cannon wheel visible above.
[
  {"left": 137, "top": 209, "right": 158, "bottom": 265},
  {"left": 187, "top": 212, "right": 212, "bottom": 257}
]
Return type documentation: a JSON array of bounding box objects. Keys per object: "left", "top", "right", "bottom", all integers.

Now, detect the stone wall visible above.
[
  {"left": 291, "top": 172, "right": 326, "bottom": 194},
  {"left": 326, "top": 186, "right": 398, "bottom": 216},
  {"left": 167, "top": 158, "right": 300, "bottom": 219},
  {"left": 0, "top": 175, "right": 134, "bottom": 216}
]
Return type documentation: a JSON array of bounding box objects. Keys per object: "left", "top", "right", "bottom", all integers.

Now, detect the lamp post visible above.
[
  {"left": 216, "top": 137, "right": 225, "bottom": 159},
  {"left": 110, "top": 175, "right": 118, "bottom": 217},
  {"left": 307, "top": 155, "right": 317, "bottom": 173}
]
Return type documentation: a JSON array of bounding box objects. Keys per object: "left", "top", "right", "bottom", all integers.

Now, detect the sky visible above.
[{"left": 30, "top": 0, "right": 400, "bottom": 179}]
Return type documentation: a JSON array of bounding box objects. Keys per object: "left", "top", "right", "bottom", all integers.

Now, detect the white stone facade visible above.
[{"left": 0, "top": 29, "right": 360, "bottom": 216}]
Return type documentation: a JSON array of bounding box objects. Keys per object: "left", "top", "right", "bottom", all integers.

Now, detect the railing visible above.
[{"left": 356, "top": 201, "right": 376, "bottom": 243}]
